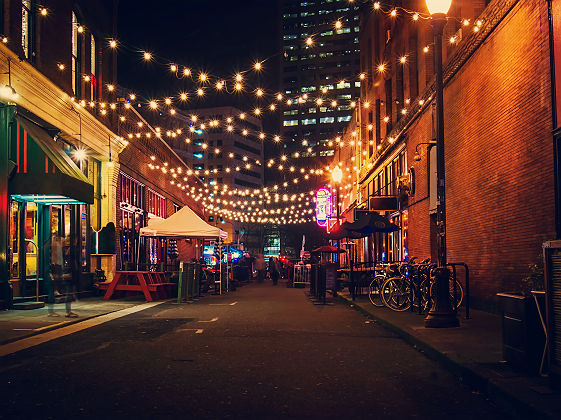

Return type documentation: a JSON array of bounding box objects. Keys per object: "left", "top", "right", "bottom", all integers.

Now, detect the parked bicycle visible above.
[{"left": 373, "top": 258, "right": 464, "bottom": 313}]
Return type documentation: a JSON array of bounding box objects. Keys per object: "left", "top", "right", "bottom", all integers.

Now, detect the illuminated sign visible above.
[{"left": 315, "top": 188, "right": 332, "bottom": 227}]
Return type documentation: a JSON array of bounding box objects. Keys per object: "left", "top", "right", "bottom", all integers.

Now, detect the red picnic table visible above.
[{"left": 99, "top": 271, "right": 175, "bottom": 302}]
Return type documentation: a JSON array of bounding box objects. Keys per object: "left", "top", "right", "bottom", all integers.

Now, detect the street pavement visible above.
[{"left": 1, "top": 281, "right": 513, "bottom": 419}]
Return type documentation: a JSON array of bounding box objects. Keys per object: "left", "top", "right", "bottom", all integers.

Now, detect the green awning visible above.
[{"left": 9, "top": 116, "right": 94, "bottom": 204}]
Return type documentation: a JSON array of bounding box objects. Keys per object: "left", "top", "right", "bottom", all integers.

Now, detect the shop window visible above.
[
  {"left": 25, "top": 202, "right": 38, "bottom": 277},
  {"left": 9, "top": 201, "right": 20, "bottom": 280}
]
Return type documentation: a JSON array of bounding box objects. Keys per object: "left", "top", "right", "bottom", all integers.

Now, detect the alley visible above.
[{"left": 1, "top": 283, "right": 510, "bottom": 419}]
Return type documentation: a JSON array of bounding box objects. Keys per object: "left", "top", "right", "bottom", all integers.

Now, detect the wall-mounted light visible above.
[{"left": 0, "top": 59, "right": 18, "bottom": 102}]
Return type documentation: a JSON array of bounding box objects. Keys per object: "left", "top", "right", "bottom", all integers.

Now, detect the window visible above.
[
  {"left": 320, "top": 117, "right": 335, "bottom": 124},
  {"left": 193, "top": 152, "right": 204, "bottom": 159},
  {"left": 301, "top": 118, "right": 316, "bottom": 125},
  {"left": 21, "top": 0, "right": 35, "bottom": 60},
  {"left": 283, "top": 119, "right": 299, "bottom": 127},
  {"left": 147, "top": 189, "right": 166, "bottom": 218},
  {"left": 90, "top": 34, "right": 97, "bottom": 101},
  {"left": 337, "top": 115, "right": 352, "bottom": 122},
  {"left": 71, "top": 12, "right": 81, "bottom": 96}
]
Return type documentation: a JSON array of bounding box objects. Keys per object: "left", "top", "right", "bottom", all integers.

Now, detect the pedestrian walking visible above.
[
  {"left": 269, "top": 257, "right": 281, "bottom": 286},
  {"left": 62, "top": 237, "right": 78, "bottom": 318},
  {"left": 254, "top": 254, "right": 267, "bottom": 283}
]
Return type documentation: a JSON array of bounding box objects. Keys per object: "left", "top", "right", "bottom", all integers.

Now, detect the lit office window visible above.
[
  {"left": 301, "top": 119, "right": 316, "bottom": 125},
  {"left": 283, "top": 120, "right": 299, "bottom": 127},
  {"left": 320, "top": 117, "right": 335, "bottom": 124}
]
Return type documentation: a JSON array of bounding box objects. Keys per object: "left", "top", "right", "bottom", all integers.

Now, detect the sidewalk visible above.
[
  {"left": 0, "top": 296, "right": 145, "bottom": 345},
  {"left": 336, "top": 291, "right": 561, "bottom": 419}
]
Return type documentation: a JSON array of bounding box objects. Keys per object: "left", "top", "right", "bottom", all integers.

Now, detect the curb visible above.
[{"left": 336, "top": 292, "right": 552, "bottom": 420}]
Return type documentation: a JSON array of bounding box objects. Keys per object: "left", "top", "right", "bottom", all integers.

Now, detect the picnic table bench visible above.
[{"left": 98, "top": 271, "right": 175, "bottom": 302}]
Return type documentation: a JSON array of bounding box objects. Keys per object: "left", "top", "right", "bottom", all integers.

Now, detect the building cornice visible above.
[{"left": 0, "top": 44, "right": 126, "bottom": 159}]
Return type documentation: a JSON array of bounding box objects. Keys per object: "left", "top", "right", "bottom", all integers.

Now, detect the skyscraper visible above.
[{"left": 279, "top": 0, "right": 361, "bottom": 174}]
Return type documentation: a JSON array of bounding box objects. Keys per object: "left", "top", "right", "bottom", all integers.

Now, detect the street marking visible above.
[
  {"left": 198, "top": 317, "right": 218, "bottom": 323},
  {"left": 177, "top": 328, "right": 204, "bottom": 334},
  {"left": 0, "top": 301, "right": 163, "bottom": 358},
  {"left": 209, "top": 301, "right": 238, "bottom": 306},
  {"left": 34, "top": 322, "right": 70, "bottom": 331}
]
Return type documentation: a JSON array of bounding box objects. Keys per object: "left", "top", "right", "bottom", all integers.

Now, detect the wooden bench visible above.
[{"left": 101, "top": 271, "right": 175, "bottom": 302}]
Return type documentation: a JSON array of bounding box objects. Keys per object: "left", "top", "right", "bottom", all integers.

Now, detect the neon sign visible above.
[{"left": 315, "top": 188, "right": 332, "bottom": 227}]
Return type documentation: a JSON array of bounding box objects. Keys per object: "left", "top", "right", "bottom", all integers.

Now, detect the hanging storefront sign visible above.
[{"left": 315, "top": 188, "right": 332, "bottom": 227}]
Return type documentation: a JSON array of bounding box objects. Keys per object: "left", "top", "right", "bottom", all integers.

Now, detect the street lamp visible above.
[
  {"left": 331, "top": 165, "right": 343, "bottom": 266},
  {"left": 425, "top": 0, "right": 459, "bottom": 328}
]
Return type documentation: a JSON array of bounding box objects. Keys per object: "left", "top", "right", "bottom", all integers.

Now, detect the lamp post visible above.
[
  {"left": 424, "top": 0, "right": 459, "bottom": 328},
  {"left": 331, "top": 165, "right": 343, "bottom": 266}
]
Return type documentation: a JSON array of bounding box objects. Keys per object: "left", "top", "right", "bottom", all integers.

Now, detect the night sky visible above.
[{"left": 117, "top": 0, "right": 281, "bottom": 107}]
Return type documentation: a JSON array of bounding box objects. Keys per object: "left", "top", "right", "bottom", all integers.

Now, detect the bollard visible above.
[
  {"left": 185, "top": 262, "right": 194, "bottom": 300},
  {"left": 177, "top": 262, "right": 184, "bottom": 304}
]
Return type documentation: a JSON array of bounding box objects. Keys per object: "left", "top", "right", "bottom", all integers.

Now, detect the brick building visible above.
[{"left": 335, "top": 0, "right": 558, "bottom": 309}]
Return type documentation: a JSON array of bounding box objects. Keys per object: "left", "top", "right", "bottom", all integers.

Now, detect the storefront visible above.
[
  {"left": 118, "top": 172, "right": 145, "bottom": 269},
  {"left": 7, "top": 113, "right": 94, "bottom": 298}
]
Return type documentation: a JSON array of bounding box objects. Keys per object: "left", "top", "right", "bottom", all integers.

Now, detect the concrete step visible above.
[{"left": 12, "top": 301, "right": 46, "bottom": 310}]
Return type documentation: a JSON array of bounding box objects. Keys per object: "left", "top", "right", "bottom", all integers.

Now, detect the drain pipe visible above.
[{"left": 547, "top": 0, "right": 560, "bottom": 238}]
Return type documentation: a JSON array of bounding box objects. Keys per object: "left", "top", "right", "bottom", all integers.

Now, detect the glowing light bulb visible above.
[
  {"left": 197, "top": 88, "right": 204, "bottom": 96},
  {"left": 183, "top": 68, "right": 191, "bottom": 76},
  {"left": 77, "top": 25, "right": 84, "bottom": 33},
  {"left": 254, "top": 62, "right": 262, "bottom": 71},
  {"left": 335, "top": 20, "right": 342, "bottom": 29},
  {"left": 423, "top": 46, "right": 430, "bottom": 53},
  {"left": 199, "top": 73, "right": 208, "bottom": 82},
  {"left": 400, "top": 56, "right": 407, "bottom": 64},
  {"left": 58, "top": 63, "right": 65, "bottom": 70},
  {"left": 40, "top": 8, "right": 48, "bottom": 16},
  {"left": 377, "top": 63, "right": 386, "bottom": 72},
  {"left": 180, "top": 92, "right": 188, "bottom": 101},
  {"left": 306, "top": 37, "right": 313, "bottom": 46},
  {"left": 109, "top": 39, "right": 117, "bottom": 48},
  {"left": 143, "top": 51, "right": 152, "bottom": 61},
  {"left": 235, "top": 82, "right": 243, "bottom": 91},
  {"left": 170, "top": 64, "right": 177, "bottom": 72},
  {"left": 149, "top": 100, "right": 158, "bottom": 109}
]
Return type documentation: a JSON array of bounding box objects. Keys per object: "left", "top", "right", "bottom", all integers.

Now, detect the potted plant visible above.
[{"left": 497, "top": 258, "right": 545, "bottom": 374}]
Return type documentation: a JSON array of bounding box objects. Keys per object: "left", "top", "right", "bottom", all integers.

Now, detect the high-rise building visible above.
[
  {"left": 166, "top": 106, "right": 265, "bottom": 253},
  {"left": 279, "top": 0, "right": 361, "bottom": 174}
]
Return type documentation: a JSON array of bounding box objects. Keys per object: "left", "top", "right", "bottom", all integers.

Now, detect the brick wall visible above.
[{"left": 443, "top": 0, "right": 555, "bottom": 304}]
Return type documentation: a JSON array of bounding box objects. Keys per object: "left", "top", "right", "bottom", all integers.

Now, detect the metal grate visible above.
[{"left": 550, "top": 252, "right": 561, "bottom": 366}]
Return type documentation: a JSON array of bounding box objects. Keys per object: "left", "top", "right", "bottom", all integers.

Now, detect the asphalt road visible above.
[{"left": 1, "top": 282, "right": 513, "bottom": 419}]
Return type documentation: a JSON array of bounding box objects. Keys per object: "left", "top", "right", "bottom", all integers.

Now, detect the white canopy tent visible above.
[{"left": 140, "top": 205, "right": 228, "bottom": 239}]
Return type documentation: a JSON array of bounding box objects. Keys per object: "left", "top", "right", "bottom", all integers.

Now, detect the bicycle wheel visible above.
[
  {"left": 429, "top": 278, "right": 464, "bottom": 310},
  {"left": 368, "top": 275, "right": 385, "bottom": 307},
  {"left": 381, "top": 277, "right": 413, "bottom": 311}
]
